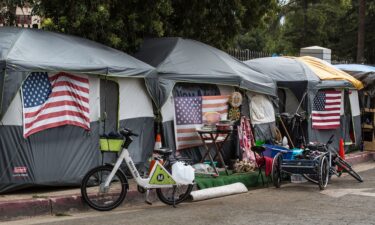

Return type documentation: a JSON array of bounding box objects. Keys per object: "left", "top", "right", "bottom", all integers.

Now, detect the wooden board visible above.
[
  {"left": 363, "top": 108, "right": 375, "bottom": 113},
  {"left": 362, "top": 124, "right": 374, "bottom": 129},
  {"left": 364, "top": 141, "right": 375, "bottom": 151}
]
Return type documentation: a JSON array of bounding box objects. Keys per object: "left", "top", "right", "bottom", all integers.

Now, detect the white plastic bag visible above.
[{"left": 172, "top": 161, "right": 195, "bottom": 185}]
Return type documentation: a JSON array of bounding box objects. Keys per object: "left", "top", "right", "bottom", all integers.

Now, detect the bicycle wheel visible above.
[
  {"left": 334, "top": 157, "right": 363, "bottom": 182},
  {"left": 156, "top": 184, "right": 194, "bottom": 205},
  {"left": 318, "top": 156, "right": 329, "bottom": 190},
  {"left": 81, "top": 165, "right": 128, "bottom": 211},
  {"left": 272, "top": 152, "right": 283, "bottom": 188}
]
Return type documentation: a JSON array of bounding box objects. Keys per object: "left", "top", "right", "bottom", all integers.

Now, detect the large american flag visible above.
[
  {"left": 22, "top": 72, "right": 90, "bottom": 138},
  {"left": 174, "top": 95, "right": 228, "bottom": 150},
  {"left": 312, "top": 90, "right": 342, "bottom": 129}
]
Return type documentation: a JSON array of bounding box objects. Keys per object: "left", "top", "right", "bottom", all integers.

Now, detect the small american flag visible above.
[
  {"left": 174, "top": 95, "right": 228, "bottom": 150},
  {"left": 312, "top": 90, "right": 342, "bottom": 129},
  {"left": 22, "top": 72, "right": 90, "bottom": 137}
]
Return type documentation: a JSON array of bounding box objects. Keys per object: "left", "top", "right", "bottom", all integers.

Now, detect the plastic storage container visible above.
[
  {"left": 262, "top": 145, "right": 303, "bottom": 160},
  {"left": 263, "top": 144, "right": 289, "bottom": 158}
]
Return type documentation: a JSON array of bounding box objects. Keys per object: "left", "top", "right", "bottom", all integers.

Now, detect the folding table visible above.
[{"left": 196, "top": 129, "right": 232, "bottom": 176}]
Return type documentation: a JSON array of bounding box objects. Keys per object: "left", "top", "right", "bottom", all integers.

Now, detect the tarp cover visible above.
[
  {"left": 0, "top": 27, "right": 155, "bottom": 118},
  {"left": 334, "top": 64, "right": 375, "bottom": 95},
  {"left": 297, "top": 56, "right": 364, "bottom": 89},
  {"left": 244, "top": 57, "right": 356, "bottom": 91},
  {"left": 335, "top": 64, "right": 375, "bottom": 73},
  {"left": 134, "top": 37, "right": 276, "bottom": 108}
]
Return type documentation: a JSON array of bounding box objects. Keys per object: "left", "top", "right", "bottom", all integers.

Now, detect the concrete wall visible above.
[{"left": 300, "top": 46, "right": 332, "bottom": 63}]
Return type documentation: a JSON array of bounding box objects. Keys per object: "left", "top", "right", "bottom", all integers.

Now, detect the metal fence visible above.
[
  {"left": 331, "top": 55, "right": 355, "bottom": 65},
  {"left": 227, "top": 49, "right": 271, "bottom": 61},
  {"left": 228, "top": 48, "right": 375, "bottom": 65}
]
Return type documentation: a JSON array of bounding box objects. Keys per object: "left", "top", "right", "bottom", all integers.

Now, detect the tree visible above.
[
  {"left": 235, "top": 2, "right": 288, "bottom": 54},
  {"left": 33, "top": 0, "right": 173, "bottom": 52},
  {"left": 254, "top": 0, "right": 375, "bottom": 64},
  {"left": 32, "top": 0, "right": 276, "bottom": 52}
]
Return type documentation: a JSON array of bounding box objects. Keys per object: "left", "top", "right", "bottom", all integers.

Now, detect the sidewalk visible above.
[{"left": 1, "top": 151, "right": 374, "bottom": 222}]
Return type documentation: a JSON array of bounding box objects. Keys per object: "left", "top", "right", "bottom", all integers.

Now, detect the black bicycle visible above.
[
  {"left": 272, "top": 135, "right": 363, "bottom": 190},
  {"left": 302, "top": 135, "right": 363, "bottom": 185}
]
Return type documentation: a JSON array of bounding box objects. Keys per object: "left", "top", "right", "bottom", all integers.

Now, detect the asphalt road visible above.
[{"left": 6, "top": 165, "right": 375, "bottom": 225}]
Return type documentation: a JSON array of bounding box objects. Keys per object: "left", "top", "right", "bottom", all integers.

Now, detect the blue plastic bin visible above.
[
  {"left": 261, "top": 144, "right": 273, "bottom": 157},
  {"left": 262, "top": 145, "right": 303, "bottom": 160},
  {"left": 291, "top": 149, "right": 304, "bottom": 159}
]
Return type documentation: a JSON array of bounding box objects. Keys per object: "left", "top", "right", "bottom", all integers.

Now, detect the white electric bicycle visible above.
[{"left": 81, "top": 128, "right": 194, "bottom": 211}]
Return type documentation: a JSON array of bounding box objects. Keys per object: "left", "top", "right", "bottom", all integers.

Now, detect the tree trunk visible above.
[
  {"left": 302, "top": 0, "right": 308, "bottom": 47},
  {"left": 357, "top": 0, "right": 365, "bottom": 63}
]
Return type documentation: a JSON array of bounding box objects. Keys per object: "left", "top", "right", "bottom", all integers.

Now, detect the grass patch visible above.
[
  {"left": 195, "top": 170, "right": 270, "bottom": 189},
  {"left": 32, "top": 195, "right": 48, "bottom": 199}
]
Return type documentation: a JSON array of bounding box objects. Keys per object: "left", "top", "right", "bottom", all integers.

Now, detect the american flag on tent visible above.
[
  {"left": 312, "top": 90, "right": 342, "bottom": 130},
  {"left": 22, "top": 72, "right": 90, "bottom": 138},
  {"left": 174, "top": 95, "right": 228, "bottom": 150}
]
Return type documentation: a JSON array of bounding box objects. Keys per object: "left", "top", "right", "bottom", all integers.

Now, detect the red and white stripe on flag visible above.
[
  {"left": 312, "top": 90, "right": 342, "bottom": 130},
  {"left": 22, "top": 72, "right": 90, "bottom": 137},
  {"left": 174, "top": 95, "right": 228, "bottom": 150}
]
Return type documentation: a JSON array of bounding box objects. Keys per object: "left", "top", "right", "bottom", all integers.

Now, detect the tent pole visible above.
[
  {"left": 295, "top": 91, "right": 307, "bottom": 115},
  {"left": 278, "top": 116, "right": 295, "bottom": 148},
  {"left": 103, "top": 69, "right": 109, "bottom": 134}
]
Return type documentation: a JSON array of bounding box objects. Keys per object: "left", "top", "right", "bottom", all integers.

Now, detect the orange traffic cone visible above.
[
  {"left": 154, "top": 133, "right": 162, "bottom": 150},
  {"left": 338, "top": 138, "right": 345, "bottom": 172},
  {"left": 339, "top": 138, "right": 345, "bottom": 160},
  {"left": 149, "top": 134, "right": 162, "bottom": 174}
]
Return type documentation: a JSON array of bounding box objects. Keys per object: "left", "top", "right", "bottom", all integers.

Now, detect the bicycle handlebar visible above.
[
  {"left": 120, "top": 128, "right": 139, "bottom": 137},
  {"left": 326, "top": 134, "right": 334, "bottom": 146}
]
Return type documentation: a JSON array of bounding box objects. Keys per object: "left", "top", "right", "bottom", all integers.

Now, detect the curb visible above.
[
  {"left": 0, "top": 198, "right": 51, "bottom": 221},
  {"left": 345, "top": 151, "right": 375, "bottom": 165},
  {"left": 0, "top": 189, "right": 152, "bottom": 222}
]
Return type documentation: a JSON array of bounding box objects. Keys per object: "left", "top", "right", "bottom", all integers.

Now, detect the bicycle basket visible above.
[{"left": 99, "top": 137, "right": 124, "bottom": 152}]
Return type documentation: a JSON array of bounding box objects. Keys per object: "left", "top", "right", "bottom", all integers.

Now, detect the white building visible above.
[{"left": 1, "top": 5, "right": 40, "bottom": 28}]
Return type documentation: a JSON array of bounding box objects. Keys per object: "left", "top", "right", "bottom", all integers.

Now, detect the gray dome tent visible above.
[
  {"left": 244, "top": 57, "right": 361, "bottom": 152},
  {"left": 135, "top": 37, "right": 277, "bottom": 108},
  {"left": 135, "top": 38, "right": 277, "bottom": 162},
  {"left": 0, "top": 27, "right": 155, "bottom": 193},
  {"left": 0, "top": 27, "right": 154, "bottom": 118}
]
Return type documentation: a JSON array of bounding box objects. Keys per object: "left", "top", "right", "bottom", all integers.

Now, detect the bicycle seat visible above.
[
  {"left": 119, "top": 128, "right": 139, "bottom": 137},
  {"left": 153, "top": 148, "right": 173, "bottom": 156},
  {"left": 306, "top": 143, "right": 326, "bottom": 151}
]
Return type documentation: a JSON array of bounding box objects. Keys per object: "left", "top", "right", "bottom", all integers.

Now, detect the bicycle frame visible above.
[{"left": 103, "top": 147, "right": 178, "bottom": 190}]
